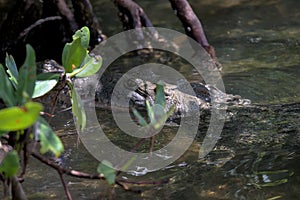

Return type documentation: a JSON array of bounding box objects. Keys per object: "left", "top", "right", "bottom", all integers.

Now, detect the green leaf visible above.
[
  {"left": 0, "top": 64, "right": 16, "bottom": 107},
  {"left": 153, "top": 105, "right": 175, "bottom": 129},
  {"left": 69, "top": 55, "right": 102, "bottom": 78},
  {"left": 35, "top": 117, "right": 64, "bottom": 157},
  {"left": 0, "top": 102, "right": 42, "bottom": 131},
  {"left": 16, "top": 65, "right": 28, "bottom": 104},
  {"left": 152, "top": 104, "right": 165, "bottom": 121},
  {"left": 62, "top": 38, "right": 87, "bottom": 73},
  {"left": 0, "top": 150, "right": 20, "bottom": 177},
  {"left": 5, "top": 53, "right": 18, "bottom": 88},
  {"left": 32, "top": 73, "right": 60, "bottom": 98},
  {"left": 69, "top": 83, "right": 86, "bottom": 131},
  {"left": 16, "top": 44, "right": 37, "bottom": 103},
  {"left": 97, "top": 160, "right": 116, "bottom": 185},
  {"left": 120, "top": 155, "right": 137, "bottom": 172},
  {"left": 62, "top": 44, "right": 70, "bottom": 72},
  {"left": 146, "top": 100, "right": 155, "bottom": 124},
  {"left": 132, "top": 108, "right": 148, "bottom": 127},
  {"left": 155, "top": 81, "right": 166, "bottom": 108},
  {"left": 22, "top": 44, "right": 37, "bottom": 97},
  {"left": 72, "top": 26, "right": 90, "bottom": 49}
]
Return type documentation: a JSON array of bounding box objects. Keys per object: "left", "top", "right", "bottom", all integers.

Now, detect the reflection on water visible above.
[
  {"left": 19, "top": 0, "right": 300, "bottom": 199},
  {"left": 223, "top": 65, "right": 300, "bottom": 104}
]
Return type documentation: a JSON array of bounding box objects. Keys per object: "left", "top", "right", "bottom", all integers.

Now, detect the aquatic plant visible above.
[{"left": 0, "top": 27, "right": 102, "bottom": 199}]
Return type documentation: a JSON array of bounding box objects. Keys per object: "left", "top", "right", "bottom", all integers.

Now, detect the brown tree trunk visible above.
[
  {"left": 0, "top": 0, "right": 42, "bottom": 63},
  {"left": 0, "top": 0, "right": 104, "bottom": 64},
  {"left": 113, "top": 0, "right": 156, "bottom": 41},
  {"left": 11, "top": 176, "right": 27, "bottom": 200},
  {"left": 169, "top": 0, "right": 221, "bottom": 69},
  {"left": 55, "top": 0, "right": 79, "bottom": 32},
  {"left": 72, "top": 0, "right": 105, "bottom": 48},
  {"left": 113, "top": 0, "right": 153, "bottom": 30}
]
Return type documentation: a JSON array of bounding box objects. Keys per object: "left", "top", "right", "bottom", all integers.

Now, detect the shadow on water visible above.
[{"left": 11, "top": 0, "right": 300, "bottom": 199}]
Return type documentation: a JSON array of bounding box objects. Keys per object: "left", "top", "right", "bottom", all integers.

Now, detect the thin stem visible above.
[
  {"left": 58, "top": 172, "right": 72, "bottom": 200},
  {"left": 20, "top": 128, "right": 32, "bottom": 178},
  {"left": 31, "top": 151, "right": 104, "bottom": 179},
  {"left": 149, "top": 136, "right": 154, "bottom": 156},
  {"left": 31, "top": 151, "right": 140, "bottom": 193}
]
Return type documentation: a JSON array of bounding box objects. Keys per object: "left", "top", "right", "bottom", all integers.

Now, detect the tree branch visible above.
[
  {"left": 58, "top": 172, "right": 72, "bottom": 200},
  {"left": 11, "top": 175, "right": 27, "bottom": 200},
  {"left": 31, "top": 150, "right": 167, "bottom": 196},
  {"left": 31, "top": 151, "right": 104, "bottom": 179},
  {"left": 18, "top": 16, "right": 62, "bottom": 41}
]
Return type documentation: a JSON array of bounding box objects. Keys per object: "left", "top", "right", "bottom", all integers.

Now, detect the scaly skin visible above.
[{"left": 128, "top": 79, "right": 251, "bottom": 116}]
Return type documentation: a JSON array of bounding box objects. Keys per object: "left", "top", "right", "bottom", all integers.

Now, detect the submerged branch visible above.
[{"left": 117, "top": 178, "right": 170, "bottom": 185}]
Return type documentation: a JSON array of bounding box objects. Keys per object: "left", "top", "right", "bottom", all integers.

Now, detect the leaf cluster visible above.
[{"left": 0, "top": 27, "right": 102, "bottom": 180}]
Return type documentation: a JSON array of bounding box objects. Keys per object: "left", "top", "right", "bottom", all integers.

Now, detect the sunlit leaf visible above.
[
  {"left": 16, "top": 44, "right": 37, "bottom": 103},
  {"left": 155, "top": 81, "right": 166, "bottom": 108},
  {"left": 32, "top": 73, "right": 60, "bottom": 98},
  {"left": 69, "top": 83, "right": 86, "bottom": 131},
  {"left": 62, "top": 38, "right": 87, "bottom": 73},
  {"left": 267, "top": 196, "right": 283, "bottom": 200},
  {"left": 69, "top": 55, "right": 102, "bottom": 78},
  {"left": 72, "top": 26, "right": 90, "bottom": 49},
  {"left": 5, "top": 53, "right": 18, "bottom": 88},
  {"left": 35, "top": 117, "right": 64, "bottom": 157},
  {"left": 97, "top": 160, "right": 116, "bottom": 185},
  {"left": 0, "top": 150, "right": 20, "bottom": 177},
  {"left": 0, "top": 102, "right": 42, "bottom": 131},
  {"left": 0, "top": 64, "right": 15, "bottom": 107}
]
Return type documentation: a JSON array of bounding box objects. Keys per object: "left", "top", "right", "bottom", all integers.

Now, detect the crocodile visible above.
[
  {"left": 128, "top": 79, "right": 250, "bottom": 115},
  {"left": 92, "top": 73, "right": 251, "bottom": 117},
  {"left": 37, "top": 60, "right": 251, "bottom": 116}
]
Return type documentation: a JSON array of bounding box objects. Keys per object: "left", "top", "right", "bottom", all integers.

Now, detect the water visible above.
[{"left": 7, "top": 0, "right": 300, "bottom": 199}]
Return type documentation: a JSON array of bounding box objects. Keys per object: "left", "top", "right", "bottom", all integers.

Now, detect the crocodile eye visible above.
[
  {"left": 205, "top": 97, "right": 211, "bottom": 103},
  {"left": 125, "top": 78, "right": 137, "bottom": 90}
]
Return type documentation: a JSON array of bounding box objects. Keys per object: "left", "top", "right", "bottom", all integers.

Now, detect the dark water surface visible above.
[{"left": 5, "top": 0, "right": 299, "bottom": 199}]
